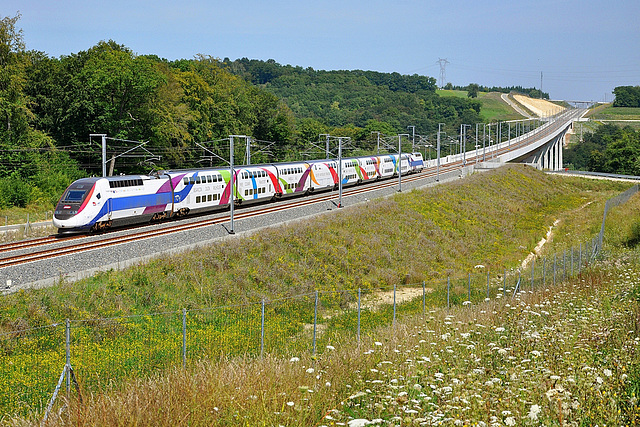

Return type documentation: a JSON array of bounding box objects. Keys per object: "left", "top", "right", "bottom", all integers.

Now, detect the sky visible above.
[{"left": 5, "top": 0, "right": 639, "bottom": 102}]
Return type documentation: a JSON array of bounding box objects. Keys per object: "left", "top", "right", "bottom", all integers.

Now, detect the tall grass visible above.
[
  {"left": 29, "top": 247, "right": 640, "bottom": 426},
  {"left": 1, "top": 165, "right": 637, "bottom": 424}
]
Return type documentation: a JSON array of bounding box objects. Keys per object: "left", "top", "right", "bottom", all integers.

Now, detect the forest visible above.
[
  {"left": 1, "top": 12, "right": 636, "bottom": 211},
  {"left": 564, "top": 123, "right": 640, "bottom": 175},
  {"left": 0, "top": 13, "right": 492, "bottom": 209}
]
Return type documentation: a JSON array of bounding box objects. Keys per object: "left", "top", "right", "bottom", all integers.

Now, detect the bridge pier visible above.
[{"left": 524, "top": 128, "right": 566, "bottom": 171}]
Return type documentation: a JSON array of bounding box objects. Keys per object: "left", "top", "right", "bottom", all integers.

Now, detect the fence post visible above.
[
  {"left": 543, "top": 258, "right": 546, "bottom": 288},
  {"left": 553, "top": 254, "right": 556, "bottom": 286},
  {"left": 182, "top": 308, "right": 187, "bottom": 369},
  {"left": 468, "top": 273, "right": 471, "bottom": 303},
  {"left": 563, "top": 250, "right": 566, "bottom": 280},
  {"left": 422, "top": 281, "right": 426, "bottom": 318},
  {"left": 571, "top": 247, "right": 574, "bottom": 276},
  {"left": 312, "top": 291, "right": 318, "bottom": 355},
  {"left": 579, "top": 243, "right": 582, "bottom": 273},
  {"left": 486, "top": 270, "right": 490, "bottom": 298},
  {"left": 65, "top": 319, "right": 71, "bottom": 397},
  {"left": 531, "top": 258, "right": 535, "bottom": 291},
  {"left": 357, "top": 288, "right": 361, "bottom": 344},
  {"left": 261, "top": 299, "right": 265, "bottom": 358},
  {"left": 503, "top": 269, "right": 506, "bottom": 297},
  {"left": 447, "top": 277, "right": 450, "bottom": 309},
  {"left": 393, "top": 284, "right": 397, "bottom": 325}
]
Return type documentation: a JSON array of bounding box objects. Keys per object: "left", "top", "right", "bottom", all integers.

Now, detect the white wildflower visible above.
[
  {"left": 528, "top": 404, "right": 541, "bottom": 420},
  {"left": 505, "top": 416, "right": 516, "bottom": 426},
  {"left": 603, "top": 368, "right": 612, "bottom": 377},
  {"left": 326, "top": 345, "right": 336, "bottom": 351},
  {"left": 286, "top": 401, "right": 295, "bottom": 407},
  {"left": 289, "top": 357, "right": 300, "bottom": 362},
  {"left": 306, "top": 368, "right": 315, "bottom": 374}
]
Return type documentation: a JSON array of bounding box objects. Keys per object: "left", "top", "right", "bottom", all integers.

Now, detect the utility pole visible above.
[
  {"left": 90, "top": 134, "right": 107, "bottom": 177},
  {"left": 437, "top": 58, "right": 450, "bottom": 89},
  {"left": 407, "top": 126, "right": 415, "bottom": 152},
  {"left": 371, "top": 131, "right": 381, "bottom": 154},
  {"left": 398, "top": 134, "right": 409, "bottom": 192},
  {"left": 437, "top": 123, "right": 443, "bottom": 182}
]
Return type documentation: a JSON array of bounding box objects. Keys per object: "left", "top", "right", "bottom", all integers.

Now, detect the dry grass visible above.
[{"left": 29, "top": 247, "right": 640, "bottom": 426}]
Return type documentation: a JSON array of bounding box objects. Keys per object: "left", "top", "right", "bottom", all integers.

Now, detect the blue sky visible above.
[{"left": 5, "top": 0, "right": 639, "bottom": 102}]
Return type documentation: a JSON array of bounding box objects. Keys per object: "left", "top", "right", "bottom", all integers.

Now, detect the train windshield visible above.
[
  {"left": 60, "top": 180, "right": 96, "bottom": 204},
  {"left": 63, "top": 190, "right": 87, "bottom": 202}
]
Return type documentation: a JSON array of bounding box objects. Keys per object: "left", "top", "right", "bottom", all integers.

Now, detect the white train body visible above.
[{"left": 53, "top": 152, "right": 424, "bottom": 233}]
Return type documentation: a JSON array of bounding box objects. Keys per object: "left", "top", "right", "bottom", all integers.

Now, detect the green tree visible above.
[{"left": 467, "top": 83, "right": 479, "bottom": 98}]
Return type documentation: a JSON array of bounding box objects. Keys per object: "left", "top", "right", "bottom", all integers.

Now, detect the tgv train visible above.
[{"left": 53, "top": 153, "right": 424, "bottom": 233}]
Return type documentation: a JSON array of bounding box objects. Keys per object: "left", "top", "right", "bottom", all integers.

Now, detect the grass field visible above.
[
  {"left": 12, "top": 176, "right": 639, "bottom": 426},
  {"left": 2, "top": 166, "right": 638, "bottom": 424},
  {"left": 588, "top": 104, "right": 640, "bottom": 121},
  {"left": 436, "top": 90, "right": 523, "bottom": 122}
]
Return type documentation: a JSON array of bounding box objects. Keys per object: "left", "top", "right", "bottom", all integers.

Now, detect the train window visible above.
[
  {"left": 196, "top": 177, "right": 201, "bottom": 184},
  {"left": 189, "top": 177, "right": 195, "bottom": 184},
  {"left": 208, "top": 194, "right": 212, "bottom": 202},
  {"left": 183, "top": 177, "right": 189, "bottom": 185},
  {"left": 207, "top": 176, "right": 211, "bottom": 183},
  {"left": 196, "top": 196, "right": 201, "bottom": 203}
]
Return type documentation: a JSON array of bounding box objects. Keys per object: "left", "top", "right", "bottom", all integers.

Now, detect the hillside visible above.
[{"left": 6, "top": 167, "right": 639, "bottom": 425}]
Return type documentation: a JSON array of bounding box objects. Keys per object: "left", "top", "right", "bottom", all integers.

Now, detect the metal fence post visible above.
[
  {"left": 503, "top": 269, "right": 506, "bottom": 297},
  {"left": 447, "top": 277, "right": 450, "bottom": 309},
  {"left": 182, "top": 308, "right": 187, "bottom": 369},
  {"left": 422, "top": 281, "right": 426, "bottom": 318},
  {"left": 543, "top": 258, "right": 546, "bottom": 288},
  {"left": 531, "top": 258, "right": 535, "bottom": 291},
  {"left": 312, "top": 291, "right": 318, "bottom": 355},
  {"left": 357, "top": 288, "right": 361, "bottom": 344},
  {"left": 571, "top": 247, "right": 574, "bottom": 276},
  {"left": 486, "top": 270, "right": 490, "bottom": 298},
  {"left": 65, "top": 319, "right": 70, "bottom": 397},
  {"left": 579, "top": 243, "right": 582, "bottom": 273},
  {"left": 563, "top": 250, "right": 566, "bottom": 280},
  {"left": 261, "top": 299, "right": 265, "bottom": 358},
  {"left": 393, "top": 284, "right": 397, "bottom": 325},
  {"left": 468, "top": 273, "right": 471, "bottom": 303},
  {"left": 553, "top": 254, "right": 556, "bottom": 286}
]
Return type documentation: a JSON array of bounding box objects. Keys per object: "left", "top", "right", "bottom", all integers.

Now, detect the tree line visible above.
[
  {"left": 442, "top": 82, "right": 548, "bottom": 100},
  {"left": 564, "top": 123, "right": 640, "bottom": 176},
  {"left": 613, "top": 86, "right": 640, "bottom": 108},
  {"left": 1, "top": 13, "right": 495, "bottom": 209}
]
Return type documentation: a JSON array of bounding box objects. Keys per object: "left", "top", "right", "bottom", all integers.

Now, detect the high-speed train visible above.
[{"left": 53, "top": 152, "right": 424, "bottom": 233}]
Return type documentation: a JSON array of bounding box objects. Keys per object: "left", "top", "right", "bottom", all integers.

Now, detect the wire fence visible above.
[{"left": 1, "top": 184, "right": 638, "bottom": 420}]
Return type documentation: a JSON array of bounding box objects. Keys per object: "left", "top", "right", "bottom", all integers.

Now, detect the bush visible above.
[{"left": 0, "top": 173, "right": 32, "bottom": 208}]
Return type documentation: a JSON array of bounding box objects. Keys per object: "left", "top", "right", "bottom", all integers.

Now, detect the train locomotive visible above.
[{"left": 53, "top": 152, "right": 424, "bottom": 233}]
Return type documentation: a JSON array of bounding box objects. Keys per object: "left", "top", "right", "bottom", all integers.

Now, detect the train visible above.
[{"left": 53, "top": 152, "right": 424, "bottom": 233}]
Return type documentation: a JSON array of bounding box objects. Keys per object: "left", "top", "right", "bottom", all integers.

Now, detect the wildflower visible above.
[
  {"left": 603, "top": 368, "right": 612, "bottom": 377},
  {"left": 286, "top": 401, "right": 295, "bottom": 407},
  {"left": 527, "top": 404, "right": 541, "bottom": 420},
  {"left": 289, "top": 357, "right": 300, "bottom": 362},
  {"left": 413, "top": 384, "right": 423, "bottom": 391},
  {"left": 504, "top": 416, "right": 516, "bottom": 426},
  {"left": 374, "top": 341, "right": 383, "bottom": 346},
  {"left": 326, "top": 345, "right": 336, "bottom": 351},
  {"left": 325, "top": 381, "right": 331, "bottom": 387},
  {"left": 306, "top": 368, "right": 315, "bottom": 374},
  {"left": 495, "top": 327, "right": 505, "bottom": 332}
]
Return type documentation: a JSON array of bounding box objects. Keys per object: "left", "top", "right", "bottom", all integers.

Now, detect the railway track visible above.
[{"left": 0, "top": 113, "right": 575, "bottom": 270}]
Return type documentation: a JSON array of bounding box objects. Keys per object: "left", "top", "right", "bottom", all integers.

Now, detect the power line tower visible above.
[{"left": 437, "top": 58, "right": 450, "bottom": 89}]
